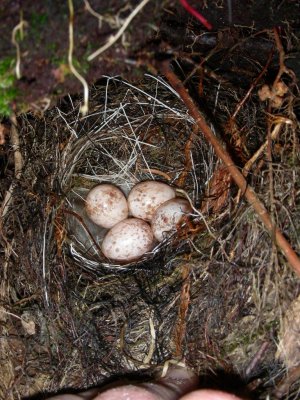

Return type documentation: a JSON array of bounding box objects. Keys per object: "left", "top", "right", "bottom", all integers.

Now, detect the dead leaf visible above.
[
  {"left": 21, "top": 313, "right": 36, "bottom": 335},
  {"left": 201, "top": 164, "right": 232, "bottom": 213},
  {"left": 51, "top": 63, "right": 69, "bottom": 83}
]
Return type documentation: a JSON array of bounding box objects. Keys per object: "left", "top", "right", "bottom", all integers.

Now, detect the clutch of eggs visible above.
[{"left": 84, "top": 181, "right": 192, "bottom": 263}]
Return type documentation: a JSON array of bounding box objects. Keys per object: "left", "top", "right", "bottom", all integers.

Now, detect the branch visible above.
[{"left": 160, "top": 61, "right": 300, "bottom": 277}]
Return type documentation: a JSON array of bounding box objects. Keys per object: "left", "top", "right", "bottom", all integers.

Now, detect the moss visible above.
[
  {"left": 0, "top": 57, "right": 18, "bottom": 118},
  {"left": 29, "top": 11, "right": 48, "bottom": 40},
  {"left": 73, "top": 56, "right": 90, "bottom": 75}
]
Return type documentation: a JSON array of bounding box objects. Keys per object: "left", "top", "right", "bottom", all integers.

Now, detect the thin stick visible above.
[
  {"left": 161, "top": 61, "right": 300, "bottom": 277},
  {"left": 273, "top": 27, "right": 288, "bottom": 87},
  {"left": 231, "top": 48, "right": 274, "bottom": 121},
  {"left": 180, "top": 0, "right": 212, "bottom": 30},
  {"left": 140, "top": 168, "right": 172, "bottom": 181},
  {"left": 67, "top": 0, "right": 89, "bottom": 115},
  {"left": 88, "top": 0, "right": 151, "bottom": 61},
  {"left": 266, "top": 104, "right": 276, "bottom": 245},
  {"left": 242, "top": 117, "right": 293, "bottom": 176}
]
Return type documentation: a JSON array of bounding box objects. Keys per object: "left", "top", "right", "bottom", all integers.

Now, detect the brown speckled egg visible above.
[
  {"left": 128, "top": 181, "right": 175, "bottom": 221},
  {"left": 101, "top": 218, "right": 154, "bottom": 262},
  {"left": 85, "top": 184, "right": 128, "bottom": 228},
  {"left": 151, "top": 198, "right": 192, "bottom": 242}
]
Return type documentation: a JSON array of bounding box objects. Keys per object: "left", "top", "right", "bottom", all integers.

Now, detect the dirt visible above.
[{"left": 0, "top": 0, "right": 299, "bottom": 116}]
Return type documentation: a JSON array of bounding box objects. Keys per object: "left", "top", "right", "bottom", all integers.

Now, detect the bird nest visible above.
[
  {"left": 58, "top": 76, "right": 216, "bottom": 273},
  {"left": 1, "top": 65, "right": 300, "bottom": 399}
]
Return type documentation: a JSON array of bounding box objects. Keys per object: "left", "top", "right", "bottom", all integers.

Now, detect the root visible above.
[{"left": 67, "top": 0, "right": 89, "bottom": 115}]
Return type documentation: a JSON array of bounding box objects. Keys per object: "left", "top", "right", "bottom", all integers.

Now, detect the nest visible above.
[
  {"left": 57, "top": 76, "right": 216, "bottom": 272},
  {"left": 1, "top": 49, "right": 300, "bottom": 398}
]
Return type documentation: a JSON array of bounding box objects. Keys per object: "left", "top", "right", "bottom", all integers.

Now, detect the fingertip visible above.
[
  {"left": 179, "top": 389, "right": 243, "bottom": 400},
  {"left": 92, "top": 385, "right": 159, "bottom": 400}
]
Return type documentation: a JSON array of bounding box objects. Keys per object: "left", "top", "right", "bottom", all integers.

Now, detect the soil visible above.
[{"left": 0, "top": 0, "right": 299, "bottom": 114}]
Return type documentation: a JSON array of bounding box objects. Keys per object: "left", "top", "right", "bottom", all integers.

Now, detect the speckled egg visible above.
[
  {"left": 85, "top": 184, "right": 128, "bottom": 228},
  {"left": 151, "top": 198, "right": 192, "bottom": 242},
  {"left": 128, "top": 181, "right": 176, "bottom": 221},
  {"left": 101, "top": 218, "right": 154, "bottom": 262}
]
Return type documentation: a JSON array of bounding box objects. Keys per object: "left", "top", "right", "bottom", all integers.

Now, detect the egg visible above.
[
  {"left": 101, "top": 218, "right": 154, "bottom": 262},
  {"left": 128, "top": 181, "right": 176, "bottom": 221},
  {"left": 151, "top": 198, "right": 192, "bottom": 242},
  {"left": 85, "top": 184, "right": 128, "bottom": 228}
]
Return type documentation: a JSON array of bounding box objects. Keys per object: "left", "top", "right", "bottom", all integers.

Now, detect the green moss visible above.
[
  {"left": 0, "top": 57, "right": 18, "bottom": 118},
  {"left": 30, "top": 12, "right": 48, "bottom": 30},
  {"left": 73, "top": 57, "right": 89, "bottom": 75}
]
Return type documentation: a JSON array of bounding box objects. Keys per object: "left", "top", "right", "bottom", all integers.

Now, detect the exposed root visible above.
[
  {"left": 11, "top": 12, "right": 27, "bottom": 79},
  {"left": 88, "top": 0, "right": 151, "bottom": 61},
  {"left": 67, "top": 0, "right": 89, "bottom": 115}
]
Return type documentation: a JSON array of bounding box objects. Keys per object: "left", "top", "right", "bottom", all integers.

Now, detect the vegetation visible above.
[{"left": 0, "top": 57, "right": 17, "bottom": 118}]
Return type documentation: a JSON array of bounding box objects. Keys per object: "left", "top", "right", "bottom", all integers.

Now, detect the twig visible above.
[
  {"left": 230, "top": 48, "right": 274, "bottom": 121},
  {"left": 140, "top": 168, "right": 172, "bottom": 181},
  {"left": 242, "top": 117, "right": 293, "bottom": 176},
  {"left": 273, "top": 27, "right": 289, "bottom": 87},
  {"left": 67, "top": 0, "right": 89, "bottom": 115},
  {"left": 88, "top": 0, "right": 151, "bottom": 61},
  {"left": 221, "top": 49, "right": 273, "bottom": 161},
  {"left": 179, "top": 0, "right": 212, "bottom": 30},
  {"left": 161, "top": 61, "right": 300, "bottom": 277},
  {"left": 266, "top": 104, "right": 276, "bottom": 254}
]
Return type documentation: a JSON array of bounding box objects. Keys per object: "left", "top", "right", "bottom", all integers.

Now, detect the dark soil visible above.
[{"left": 0, "top": 0, "right": 299, "bottom": 114}]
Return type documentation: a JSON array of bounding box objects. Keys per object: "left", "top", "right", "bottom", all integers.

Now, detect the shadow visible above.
[
  {"left": 24, "top": 369, "right": 255, "bottom": 399},
  {"left": 197, "top": 369, "right": 255, "bottom": 399},
  {"left": 23, "top": 370, "right": 154, "bottom": 400}
]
